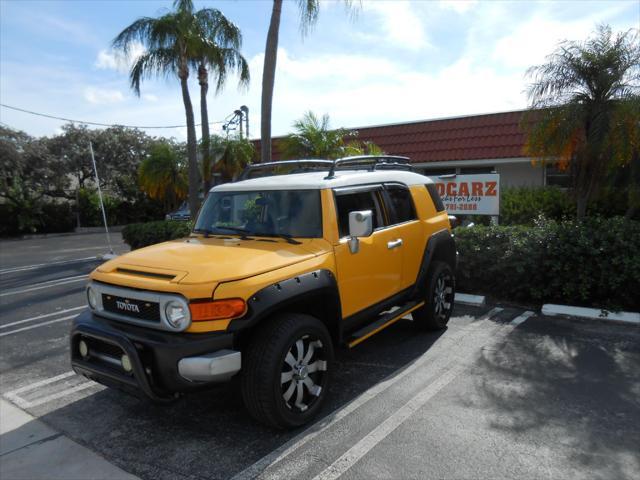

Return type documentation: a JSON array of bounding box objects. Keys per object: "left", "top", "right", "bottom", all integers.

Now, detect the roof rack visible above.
[
  {"left": 324, "top": 155, "right": 412, "bottom": 179},
  {"left": 238, "top": 159, "right": 334, "bottom": 181},
  {"left": 237, "top": 155, "right": 412, "bottom": 181}
]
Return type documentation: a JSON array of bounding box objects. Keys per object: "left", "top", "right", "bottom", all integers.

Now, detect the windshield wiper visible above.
[
  {"left": 212, "top": 226, "right": 255, "bottom": 240},
  {"left": 258, "top": 233, "right": 302, "bottom": 245}
]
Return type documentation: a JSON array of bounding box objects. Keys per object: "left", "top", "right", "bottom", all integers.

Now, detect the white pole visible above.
[{"left": 89, "top": 141, "right": 114, "bottom": 255}]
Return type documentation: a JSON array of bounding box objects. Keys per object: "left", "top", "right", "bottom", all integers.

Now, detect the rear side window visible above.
[
  {"left": 334, "top": 190, "right": 384, "bottom": 238},
  {"left": 426, "top": 184, "right": 445, "bottom": 212},
  {"left": 385, "top": 185, "right": 417, "bottom": 224}
]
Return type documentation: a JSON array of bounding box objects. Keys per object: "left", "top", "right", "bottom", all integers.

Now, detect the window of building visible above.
[
  {"left": 459, "top": 166, "right": 495, "bottom": 174},
  {"left": 384, "top": 185, "right": 417, "bottom": 224},
  {"left": 334, "top": 189, "right": 385, "bottom": 238},
  {"left": 545, "top": 163, "right": 571, "bottom": 188}
]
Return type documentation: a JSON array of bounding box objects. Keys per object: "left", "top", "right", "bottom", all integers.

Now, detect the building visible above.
[{"left": 264, "top": 109, "right": 567, "bottom": 188}]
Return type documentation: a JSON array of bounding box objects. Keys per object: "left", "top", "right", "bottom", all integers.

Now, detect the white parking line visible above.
[
  {"left": 0, "top": 256, "right": 97, "bottom": 274},
  {"left": 232, "top": 307, "right": 504, "bottom": 480},
  {"left": 4, "top": 371, "right": 97, "bottom": 409},
  {"left": 511, "top": 310, "right": 535, "bottom": 326},
  {"left": 0, "top": 314, "right": 77, "bottom": 337},
  {"left": 0, "top": 275, "right": 88, "bottom": 297},
  {"left": 313, "top": 363, "right": 467, "bottom": 480},
  {"left": 5, "top": 372, "right": 76, "bottom": 396},
  {"left": 25, "top": 382, "right": 97, "bottom": 408},
  {"left": 1, "top": 306, "right": 84, "bottom": 329}
]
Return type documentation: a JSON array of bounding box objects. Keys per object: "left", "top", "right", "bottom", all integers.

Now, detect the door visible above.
[
  {"left": 382, "top": 183, "right": 425, "bottom": 290},
  {"left": 332, "top": 186, "right": 403, "bottom": 318}
]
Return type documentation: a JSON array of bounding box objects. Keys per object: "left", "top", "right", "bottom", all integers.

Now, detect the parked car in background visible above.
[{"left": 165, "top": 202, "right": 190, "bottom": 221}]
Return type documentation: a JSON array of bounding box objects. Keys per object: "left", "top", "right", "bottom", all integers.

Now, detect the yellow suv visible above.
[{"left": 71, "top": 156, "right": 457, "bottom": 428}]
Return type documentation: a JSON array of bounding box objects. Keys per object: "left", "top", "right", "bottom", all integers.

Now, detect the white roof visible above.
[{"left": 211, "top": 169, "right": 433, "bottom": 192}]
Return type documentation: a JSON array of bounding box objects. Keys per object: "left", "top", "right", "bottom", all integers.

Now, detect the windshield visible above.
[{"left": 194, "top": 190, "right": 322, "bottom": 238}]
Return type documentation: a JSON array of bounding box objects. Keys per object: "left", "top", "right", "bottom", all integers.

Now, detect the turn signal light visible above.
[{"left": 190, "top": 298, "right": 247, "bottom": 321}]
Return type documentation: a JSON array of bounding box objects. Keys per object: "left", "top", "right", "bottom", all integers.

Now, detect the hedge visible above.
[
  {"left": 455, "top": 216, "right": 640, "bottom": 311},
  {"left": 122, "top": 220, "right": 192, "bottom": 250}
]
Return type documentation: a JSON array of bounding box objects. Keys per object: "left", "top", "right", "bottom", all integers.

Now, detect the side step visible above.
[{"left": 348, "top": 300, "right": 425, "bottom": 348}]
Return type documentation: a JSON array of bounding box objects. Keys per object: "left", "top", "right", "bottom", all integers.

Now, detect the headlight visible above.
[
  {"left": 87, "top": 286, "right": 98, "bottom": 309},
  {"left": 164, "top": 300, "right": 189, "bottom": 330}
]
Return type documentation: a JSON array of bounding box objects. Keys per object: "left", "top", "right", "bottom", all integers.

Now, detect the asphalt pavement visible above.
[{"left": 1, "top": 233, "right": 639, "bottom": 480}]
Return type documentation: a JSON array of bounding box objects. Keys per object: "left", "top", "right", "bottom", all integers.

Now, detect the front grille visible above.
[
  {"left": 86, "top": 337, "right": 123, "bottom": 358},
  {"left": 102, "top": 294, "right": 161, "bottom": 323}
]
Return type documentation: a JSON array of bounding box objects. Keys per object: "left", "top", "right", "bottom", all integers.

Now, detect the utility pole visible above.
[
  {"left": 89, "top": 141, "right": 114, "bottom": 256},
  {"left": 240, "top": 105, "right": 249, "bottom": 139}
]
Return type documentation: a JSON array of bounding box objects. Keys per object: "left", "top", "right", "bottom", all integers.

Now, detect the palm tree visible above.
[
  {"left": 113, "top": 0, "right": 245, "bottom": 218},
  {"left": 260, "top": 1, "right": 355, "bottom": 163},
  {"left": 212, "top": 134, "right": 256, "bottom": 182},
  {"left": 524, "top": 25, "right": 639, "bottom": 218},
  {"left": 139, "top": 142, "right": 188, "bottom": 211},
  {"left": 190, "top": 7, "right": 249, "bottom": 194},
  {"left": 281, "top": 111, "right": 381, "bottom": 160}
]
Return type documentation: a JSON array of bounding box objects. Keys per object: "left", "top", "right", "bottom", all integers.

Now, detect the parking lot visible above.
[{"left": 1, "top": 234, "right": 639, "bottom": 480}]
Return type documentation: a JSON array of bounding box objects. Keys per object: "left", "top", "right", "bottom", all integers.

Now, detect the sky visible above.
[{"left": 0, "top": 0, "right": 638, "bottom": 141}]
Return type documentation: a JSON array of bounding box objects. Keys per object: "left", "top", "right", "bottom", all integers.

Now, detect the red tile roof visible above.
[{"left": 259, "top": 109, "right": 531, "bottom": 163}]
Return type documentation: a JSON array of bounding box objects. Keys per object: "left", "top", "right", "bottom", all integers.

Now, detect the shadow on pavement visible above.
[
  {"left": 470, "top": 315, "right": 640, "bottom": 479},
  {"left": 32, "top": 309, "right": 488, "bottom": 480}
]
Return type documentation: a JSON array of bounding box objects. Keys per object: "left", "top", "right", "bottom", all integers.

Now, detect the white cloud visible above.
[
  {"left": 362, "top": 0, "right": 430, "bottom": 51},
  {"left": 83, "top": 87, "right": 125, "bottom": 104},
  {"left": 95, "top": 42, "right": 146, "bottom": 73},
  {"left": 439, "top": 1, "right": 478, "bottom": 14},
  {"left": 143, "top": 94, "right": 159, "bottom": 102}
]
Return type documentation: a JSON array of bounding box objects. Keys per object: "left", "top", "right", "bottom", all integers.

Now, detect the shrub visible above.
[
  {"left": 122, "top": 220, "right": 192, "bottom": 250},
  {"left": 455, "top": 216, "right": 640, "bottom": 311},
  {"left": 500, "top": 186, "right": 574, "bottom": 225}
]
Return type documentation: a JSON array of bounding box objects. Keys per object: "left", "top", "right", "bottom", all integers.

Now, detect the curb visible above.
[
  {"left": 541, "top": 304, "right": 640, "bottom": 325},
  {"left": 455, "top": 293, "right": 486, "bottom": 306}
]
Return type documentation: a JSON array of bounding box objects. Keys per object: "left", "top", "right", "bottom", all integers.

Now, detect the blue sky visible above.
[{"left": 1, "top": 0, "right": 638, "bottom": 140}]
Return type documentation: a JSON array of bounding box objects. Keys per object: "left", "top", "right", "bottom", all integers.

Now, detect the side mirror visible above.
[{"left": 347, "top": 210, "right": 373, "bottom": 253}]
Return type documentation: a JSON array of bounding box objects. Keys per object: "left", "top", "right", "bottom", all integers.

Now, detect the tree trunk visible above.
[
  {"left": 180, "top": 73, "right": 199, "bottom": 218},
  {"left": 576, "top": 194, "right": 588, "bottom": 219},
  {"left": 198, "top": 63, "right": 211, "bottom": 195},
  {"left": 261, "top": 0, "right": 283, "bottom": 164}
]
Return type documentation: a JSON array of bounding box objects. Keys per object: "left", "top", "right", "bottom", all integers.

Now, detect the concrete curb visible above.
[
  {"left": 0, "top": 398, "right": 138, "bottom": 480},
  {"left": 541, "top": 304, "right": 640, "bottom": 325},
  {"left": 455, "top": 293, "right": 486, "bottom": 306},
  {"left": 3, "top": 227, "right": 125, "bottom": 241}
]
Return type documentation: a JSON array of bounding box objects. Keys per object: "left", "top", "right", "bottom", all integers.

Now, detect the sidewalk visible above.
[{"left": 0, "top": 399, "right": 137, "bottom": 480}]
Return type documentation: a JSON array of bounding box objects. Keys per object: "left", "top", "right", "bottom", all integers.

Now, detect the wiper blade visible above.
[
  {"left": 213, "top": 226, "right": 254, "bottom": 240},
  {"left": 258, "top": 233, "right": 302, "bottom": 245}
]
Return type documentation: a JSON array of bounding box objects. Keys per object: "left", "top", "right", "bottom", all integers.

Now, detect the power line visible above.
[{"left": 0, "top": 103, "right": 226, "bottom": 129}]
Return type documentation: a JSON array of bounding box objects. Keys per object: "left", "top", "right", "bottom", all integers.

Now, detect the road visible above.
[{"left": 1, "top": 234, "right": 639, "bottom": 480}]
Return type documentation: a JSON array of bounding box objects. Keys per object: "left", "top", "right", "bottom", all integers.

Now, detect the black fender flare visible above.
[
  {"left": 227, "top": 269, "right": 342, "bottom": 334},
  {"left": 411, "top": 229, "right": 457, "bottom": 298}
]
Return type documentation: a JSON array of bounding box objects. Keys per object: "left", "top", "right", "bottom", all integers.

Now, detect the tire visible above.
[
  {"left": 241, "top": 313, "right": 333, "bottom": 429},
  {"left": 412, "top": 261, "right": 456, "bottom": 331}
]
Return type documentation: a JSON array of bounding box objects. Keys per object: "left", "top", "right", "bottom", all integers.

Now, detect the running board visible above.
[{"left": 348, "top": 300, "right": 425, "bottom": 348}]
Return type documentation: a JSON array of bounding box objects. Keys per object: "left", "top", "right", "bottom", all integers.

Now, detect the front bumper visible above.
[{"left": 70, "top": 310, "right": 240, "bottom": 402}]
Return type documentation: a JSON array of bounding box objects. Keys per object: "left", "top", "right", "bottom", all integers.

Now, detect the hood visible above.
[{"left": 98, "top": 236, "right": 330, "bottom": 285}]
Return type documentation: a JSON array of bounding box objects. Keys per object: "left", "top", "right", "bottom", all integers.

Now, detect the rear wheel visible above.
[
  {"left": 413, "top": 261, "right": 455, "bottom": 330},
  {"left": 241, "top": 313, "right": 333, "bottom": 429}
]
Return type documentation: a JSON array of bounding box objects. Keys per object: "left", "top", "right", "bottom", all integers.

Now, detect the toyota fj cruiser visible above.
[{"left": 70, "top": 156, "right": 456, "bottom": 428}]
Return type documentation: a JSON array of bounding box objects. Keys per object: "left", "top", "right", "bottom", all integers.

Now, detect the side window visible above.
[
  {"left": 335, "top": 190, "right": 384, "bottom": 238},
  {"left": 425, "top": 184, "right": 445, "bottom": 212},
  {"left": 385, "top": 185, "right": 417, "bottom": 224}
]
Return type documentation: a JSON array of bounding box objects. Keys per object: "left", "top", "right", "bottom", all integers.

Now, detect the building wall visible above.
[
  {"left": 418, "top": 160, "right": 545, "bottom": 188},
  {"left": 495, "top": 162, "right": 544, "bottom": 187}
]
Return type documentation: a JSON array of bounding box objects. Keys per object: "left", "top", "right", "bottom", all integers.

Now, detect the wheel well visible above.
[{"left": 235, "top": 290, "right": 342, "bottom": 349}]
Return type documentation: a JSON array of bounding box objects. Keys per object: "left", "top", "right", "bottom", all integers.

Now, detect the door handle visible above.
[{"left": 387, "top": 239, "right": 403, "bottom": 249}]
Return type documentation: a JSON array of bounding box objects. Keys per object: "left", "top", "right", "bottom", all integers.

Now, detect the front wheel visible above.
[
  {"left": 241, "top": 313, "right": 333, "bottom": 429},
  {"left": 412, "top": 261, "right": 456, "bottom": 330}
]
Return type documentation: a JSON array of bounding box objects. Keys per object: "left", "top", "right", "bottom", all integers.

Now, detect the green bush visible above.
[
  {"left": 500, "top": 186, "right": 574, "bottom": 225},
  {"left": 122, "top": 220, "right": 192, "bottom": 250},
  {"left": 455, "top": 216, "right": 640, "bottom": 311}
]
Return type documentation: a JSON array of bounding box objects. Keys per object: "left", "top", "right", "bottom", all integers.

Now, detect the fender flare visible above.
[
  {"left": 227, "top": 269, "right": 341, "bottom": 333},
  {"left": 411, "top": 229, "right": 457, "bottom": 298}
]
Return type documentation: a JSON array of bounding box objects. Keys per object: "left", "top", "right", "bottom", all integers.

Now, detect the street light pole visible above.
[{"left": 240, "top": 105, "right": 249, "bottom": 139}]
